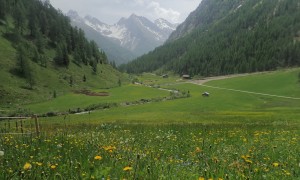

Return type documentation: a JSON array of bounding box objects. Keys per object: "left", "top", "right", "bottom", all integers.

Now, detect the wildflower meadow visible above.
[
  {"left": 1, "top": 70, "right": 300, "bottom": 179},
  {"left": 0, "top": 124, "right": 299, "bottom": 179}
]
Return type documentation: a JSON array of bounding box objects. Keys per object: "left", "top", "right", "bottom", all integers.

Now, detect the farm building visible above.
[
  {"left": 162, "top": 74, "right": 169, "bottom": 78},
  {"left": 182, "top": 75, "right": 191, "bottom": 79}
]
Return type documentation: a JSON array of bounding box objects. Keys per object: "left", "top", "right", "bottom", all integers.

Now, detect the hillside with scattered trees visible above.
[
  {"left": 0, "top": 0, "right": 124, "bottom": 106},
  {"left": 120, "top": 0, "right": 300, "bottom": 76}
]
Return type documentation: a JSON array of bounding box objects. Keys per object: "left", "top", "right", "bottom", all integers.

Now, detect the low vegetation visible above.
[
  {"left": 0, "top": 124, "right": 298, "bottom": 179},
  {"left": 0, "top": 69, "right": 299, "bottom": 179}
]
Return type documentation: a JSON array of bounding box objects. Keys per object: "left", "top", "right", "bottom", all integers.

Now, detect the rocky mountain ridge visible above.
[{"left": 67, "top": 10, "right": 178, "bottom": 64}]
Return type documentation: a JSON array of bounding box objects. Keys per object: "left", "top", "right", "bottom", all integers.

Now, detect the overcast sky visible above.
[{"left": 49, "top": 0, "right": 202, "bottom": 24}]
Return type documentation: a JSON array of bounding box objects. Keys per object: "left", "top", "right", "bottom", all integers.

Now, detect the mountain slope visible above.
[
  {"left": 122, "top": 0, "right": 300, "bottom": 76},
  {"left": 167, "top": 0, "right": 243, "bottom": 42},
  {"left": 68, "top": 11, "right": 177, "bottom": 64},
  {"left": 0, "top": 0, "right": 124, "bottom": 109}
]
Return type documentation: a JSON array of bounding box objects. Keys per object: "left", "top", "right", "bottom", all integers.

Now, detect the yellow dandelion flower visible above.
[
  {"left": 94, "top": 155, "right": 102, "bottom": 160},
  {"left": 36, "top": 162, "right": 43, "bottom": 166},
  {"left": 272, "top": 162, "right": 279, "bottom": 167},
  {"left": 123, "top": 166, "right": 133, "bottom": 171},
  {"left": 23, "top": 162, "right": 32, "bottom": 170},
  {"left": 195, "top": 147, "right": 202, "bottom": 153},
  {"left": 103, "top": 145, "right": 116, "bottom": 152},
  {"left": 245, "top": 159, "right": 252, "bottom": 164},
  {"left": 198, "top": 177, "right": 204, "bottom": 180},
  {"left": 50, "top": 165, "right": 56, "bottom": 169}
]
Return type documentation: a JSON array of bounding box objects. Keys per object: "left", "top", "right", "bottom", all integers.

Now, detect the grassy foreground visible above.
[
  {"left": 0, "top": 69, "right": 300, "bottom": 179},
  {"left": 0, "top": 124, "right": 299, "bottom": 179}
]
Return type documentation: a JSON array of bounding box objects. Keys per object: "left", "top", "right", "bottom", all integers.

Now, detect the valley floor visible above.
[{"left": 1, "top": 68, "right": 300, "bottom": 179}]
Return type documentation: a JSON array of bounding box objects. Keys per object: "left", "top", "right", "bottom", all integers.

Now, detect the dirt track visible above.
[
  {"left": 189, "top": 73, "right": 263, "bottom": 85},
  {"left": 188, "top": 72, "right": 300, "bottom": 100}
]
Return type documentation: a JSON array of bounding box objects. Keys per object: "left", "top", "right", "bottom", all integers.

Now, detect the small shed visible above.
[
  {"left": 162, "top": 74, "right": 169, "bottom": 78},
  {"left": 182, "top": 75, "right": 191, "bottom": 79}
]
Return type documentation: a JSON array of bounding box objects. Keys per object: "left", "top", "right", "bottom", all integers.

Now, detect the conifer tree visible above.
[
  {"left": 28, "top": 10, "right": 39, "bottom": 38},
  {"left": 16, "top": 45, "right": 36, "bottom": 89},
  {"left": 54, "top": 44, "right": 63, "bottom": 65},
  {"left": 35, "top": 32, "right": 45, "bottom": 54},
  {"left": 13, "top": 2, "right": 26, "bottom": 34},
  {"left": 0, "top": 0, "right": 7, "bottom": 20}
]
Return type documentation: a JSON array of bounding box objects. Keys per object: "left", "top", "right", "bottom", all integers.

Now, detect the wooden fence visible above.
[{"left": 0, "top": 115, "right": 40, "bottom": 136}]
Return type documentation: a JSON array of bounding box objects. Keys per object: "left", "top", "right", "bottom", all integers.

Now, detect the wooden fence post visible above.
[
  {"left": 20, "top": 120, "right": 24, "bottom": 134},
  {"left": 34, "top": 115, "right": 40, "bottom": 136},
  {"left": 4, "top": 121, "right": 6, "bottom": 132}
]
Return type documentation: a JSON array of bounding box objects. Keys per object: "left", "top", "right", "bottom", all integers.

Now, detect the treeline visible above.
[
  {"left": 0, "top": 0, "right": 107, "bottom": 88},
  {"left": 121, "top": 0, "right": 300, "bottom": 76}
]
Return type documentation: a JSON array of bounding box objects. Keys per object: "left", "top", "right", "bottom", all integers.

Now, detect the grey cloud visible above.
[{"left": 50, "top": 0, "right": 202, "bottom": 24}]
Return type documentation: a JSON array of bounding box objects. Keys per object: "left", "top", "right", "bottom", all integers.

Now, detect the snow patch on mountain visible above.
[
  {"left": 155, "top": 18, "right": 177, "bottom": 31},
  {"left": 135, "top": 17, "right": 163, "bottom": 41},
  {"left": 67, "top": 10, "right": 177, "bottom": 56}
]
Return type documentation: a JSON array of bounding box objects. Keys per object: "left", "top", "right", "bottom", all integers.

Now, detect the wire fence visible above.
[{"left": 0, "top": 116, "right": 40, "bottom": 136}]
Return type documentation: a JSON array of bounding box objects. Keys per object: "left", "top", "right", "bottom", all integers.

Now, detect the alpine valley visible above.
[
  {"left": 67, "top": 10, "right": 178, "bottom": 65},
  {"left": 0, "top": 0, "right": 300, "bottom": 179}
]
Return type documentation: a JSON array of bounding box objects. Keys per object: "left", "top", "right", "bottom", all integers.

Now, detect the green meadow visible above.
[
  {"left": 34, "top": 68, "right": 300, "bottom": 126},
  {"left": 24, "top": 85, "right": 170, "bottom": 114},
  {"left": 1, "top": 68, "right": 300, "bottom": 179}
]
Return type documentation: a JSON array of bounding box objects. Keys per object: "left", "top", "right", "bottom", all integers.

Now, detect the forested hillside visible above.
[
  {"left": 0, "top": 0, "right": 123, "bottom": 106},
  {"left": 121, "top": 0, "right": 300, "bottom": 76}
]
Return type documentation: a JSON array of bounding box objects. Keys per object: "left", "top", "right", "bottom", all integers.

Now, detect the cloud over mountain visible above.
[{"left": 50, "top": 0, "right": 202, "bottom": 24}]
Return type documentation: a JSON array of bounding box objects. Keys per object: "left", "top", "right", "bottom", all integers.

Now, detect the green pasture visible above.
[
  {"left": 136, "top": 72, "right": 181, "bottom": 85},
  {"left": 40, "top": 84, "right": 300, "bottom": 127},
  {"left": 32, "top": 68, "right": 300, "bottom": 128},
  {"left": 24, "top": 84, "right": 170, "bottom": 114},
  {"left": 206, "top": 69, "right": 300, "bottom": 98},
  {"left": 1, "top": 68, "right": 300, "bottom": 179}
]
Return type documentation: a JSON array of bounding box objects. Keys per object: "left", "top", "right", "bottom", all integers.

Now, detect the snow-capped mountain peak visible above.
[
  {"left": 155, "top": 18, "right": 177, "bottom": 31},
  {"left": 84, "top": 15, "right": 105, "bottom": 26},
  {"left": 67, "top": 11, "right": 178, "bottom": 58}
]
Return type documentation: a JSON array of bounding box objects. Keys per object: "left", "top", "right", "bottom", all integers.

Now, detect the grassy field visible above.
[
  {"left": 0, "top": 124, "right": 298, "bottom": 179},
  {"left": 24, "top": 84, "right": 170, "bottom": 114},
  {"left": 31, "top": 69, "right": 300, "bottom": 126},
  {"left": 0, "top": 69, "right": 300, "bottom": 179}
]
